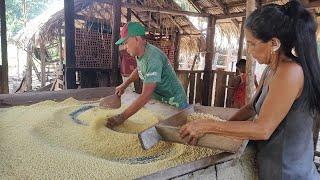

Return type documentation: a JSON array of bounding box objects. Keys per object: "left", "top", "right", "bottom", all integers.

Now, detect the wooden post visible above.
[
  {"left": 173, "top": 31, "right": 181, "bottom": 70},
  {"left": 59, "top": 28, "right": 64, "bottom": 65},
  {"left": 127, "top": 0, "right": 131, "bottom": 22},
  {"left": 111, "top": 0, "right": 121, "bottom": 86},
  {"left": 313, "top": 112, "right": 320, "bottom": 151},
  {"left": 214, "top": 70, "right": 227, "bottom": 107},
  {"left": 0, "top": 0, "right": 9, "bottom": 93},
  {"left": 202, "top": 15, "right": 216, "bottom": 106},
  {"left": 17, "top": 47, "right": 20, "bottom": 79},
  {"left": 64, "top": 0, "right": 77, "bottom": 89},
  {"left": 237, "top": 17, "right": 245, "bottom": 62},
  {"left": 40, "top": 41, "right": 46, "bottom": 87},
  {"left": 26, "top": 44, "right": 33, "bottom": 91},
  {"left": 245, "top": 0, "right": 256, "bottom": 103}
]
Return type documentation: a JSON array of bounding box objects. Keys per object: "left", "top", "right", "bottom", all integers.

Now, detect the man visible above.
[{"left": 105, "top": 22, "right": 188, "bottom": 128}]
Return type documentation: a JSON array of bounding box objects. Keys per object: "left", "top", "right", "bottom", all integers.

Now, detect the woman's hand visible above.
[{"left": 179, "top": 120, "right": 213, "bottom": 145}]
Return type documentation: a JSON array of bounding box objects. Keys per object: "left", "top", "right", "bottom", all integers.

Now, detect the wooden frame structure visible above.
[{"left": 0, "top": 0, "right": 8, "bottom": 94}]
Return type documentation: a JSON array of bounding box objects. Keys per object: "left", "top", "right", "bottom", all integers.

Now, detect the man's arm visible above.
[
  {"left": 115, "top": 68, "right": 139, "bottom": 96},
  {"left": 106, "top": 82, "right": 156, "bottom": 128},
  {"left": 122, "top": 83, "right": 156, "bottom": 119},
  {"left": 124, "top": 68, "right": 139, "bottom": 86}
]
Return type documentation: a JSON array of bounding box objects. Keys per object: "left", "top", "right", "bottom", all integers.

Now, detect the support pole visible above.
[
  {"left": 173, "top": 31, "right": 181, "bottom": 70},
  {"left": 0, "top": 0, "right": 9, "bottom": 93},
  {"left": 64, "top": 0, "right": 77, "bottom": 89},
  {"left": 245, "top": 0, "right": 256, "bottom": 103},
  {"left": 26, "top": 44, "right": 33, "bottom": 91},
  {"left": 111, "top": 0, "right": 122, "bottom": 86},
  {"left": 126, "top": 0, "right": 131, "bottom": 22},
  {"left": 202, "top": 15, "right": 216, "bottom": 106},
  {"left": 237, "top": 17, "right": 245, "bottom": 62},
  {"left": 40, "top": 41, "right": 46, "bottom": 87}
]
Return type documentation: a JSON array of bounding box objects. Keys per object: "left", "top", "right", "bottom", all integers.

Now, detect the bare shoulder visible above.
[
  {"left": 271, "top": 61, "right": 304, "bottom": 95},
  {"left": 276, "top": 61, "right": 304, "bottom": 81}
]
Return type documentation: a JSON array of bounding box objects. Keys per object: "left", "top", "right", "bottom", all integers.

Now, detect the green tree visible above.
[{"left": 6, "top": 0, "right": 48, "bottom": 38}]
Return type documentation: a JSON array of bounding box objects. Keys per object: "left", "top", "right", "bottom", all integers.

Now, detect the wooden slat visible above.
[
  {"left": 214, "top": 70, "right": 227, "bottom": 107},
  {"left": 195, "top": 73, "right": 203, "bottom": 104},
  {"left": 139, "top": 152, "right": 235, "bottom": 180},
  {"left": 189, "top": 73, "right": 196, "bottom": 104},
  {"left": 0, "top": 87, "right": 115, "bottom": 107},
  {"left": 226, "top": 74, "right": 236, "bottom": 108}
]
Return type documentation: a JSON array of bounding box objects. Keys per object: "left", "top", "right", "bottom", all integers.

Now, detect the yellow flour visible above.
[
  {"left": 187, "top": 112, "right": 226, "bottom": 122},
  {"left": 0, "top": 98, "right": 221, "bottom": 179}
]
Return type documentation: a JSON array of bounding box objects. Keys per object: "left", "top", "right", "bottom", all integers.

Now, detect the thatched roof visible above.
[{"left": 14, "top": 0, "right": 320, "bottom": 56}]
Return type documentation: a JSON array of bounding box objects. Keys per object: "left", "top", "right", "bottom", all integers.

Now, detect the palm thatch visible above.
[{"left": 14, "top": 0, "right": 320, "bottom": 64}]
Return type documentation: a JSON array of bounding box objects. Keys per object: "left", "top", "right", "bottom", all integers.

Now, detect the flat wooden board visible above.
[
  {"left": 139, "top": 152, "right": 235, "bottom": 180},
  {"left": 0, "top": 87, "right": 115, "bottom": 107}
]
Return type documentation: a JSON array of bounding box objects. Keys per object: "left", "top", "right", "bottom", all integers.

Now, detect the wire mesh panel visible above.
[{"left": 75, "top": 29, "right": 112, "bottom": 69}]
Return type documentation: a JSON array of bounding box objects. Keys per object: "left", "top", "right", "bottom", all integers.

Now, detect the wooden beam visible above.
[
  {"left": 127, "top": 0, "right": 132, "bottom": 22},
  {"left": 202, "top": 15, "right": 216, "bottom": 106},
  {"left": 40, "top": 41, "right": 46, "bottom": 87},
  {"left": 215, "top": 0, "right": 229, "bottom": 14},
  {"left": 111, "top": 0, "right": 121, "bottom": 86},
  {"left": 58, "top": 28, "right": 63, "bottom": 66},
  {"left": 64, "top": 0, "right": 77, "bottom": 89},
  {"left": 26, "top": 37, "right": 34, "bottom": 91},
  {"left": 173, "top": 32, "right": 181, "bottom": 70},
  {"left": 131, "top": 11, "right": 149, "bottom": 28},
  {"left": 95, "top": 0, "right": 210, "bottom": 17},
  {"left": 237, "top": 17, "right": 245, "bottom": 62},
  {"left": 0, "top": 0, "right": 9, "bottom": 94},
  {"left": 216, "top": 12, "right": 246, "bottom": 19},
  {"left": 187, "top": 0, "right": 202, "bottom": 13},
  {"left": 0, "top": 87, "right": 115, "bottom": 107},
  {"left": 154, "top": 0, "right": 183, "bottom": 33},
  {"left": 245, "top": 0, "right": 256, "bottom": 103}
]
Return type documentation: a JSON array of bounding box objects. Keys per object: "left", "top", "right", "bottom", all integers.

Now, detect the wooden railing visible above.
[{"left": 176, "top": 69, "right": 236, "bottom": 107}]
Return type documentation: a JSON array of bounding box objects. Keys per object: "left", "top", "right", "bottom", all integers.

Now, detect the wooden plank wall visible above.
[{"left": 177, "top": 70, "right": 236, "bottom": 107}]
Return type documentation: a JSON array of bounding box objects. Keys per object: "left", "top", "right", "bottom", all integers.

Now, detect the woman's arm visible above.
[{"left": 180, "top": 63, "right": 304, "bottom": 144}]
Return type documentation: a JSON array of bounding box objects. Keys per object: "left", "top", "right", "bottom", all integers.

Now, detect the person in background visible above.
[{"left": 231, "top": 59, "right": 258, "bottom": 108}]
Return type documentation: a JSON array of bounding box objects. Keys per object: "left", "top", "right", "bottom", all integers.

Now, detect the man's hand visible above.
[
  {"left": 105, "top": 113, "right": 126, "bottom": 128},
  {"left": 115, "top": 83, "right": 127, "bottom": 96}
]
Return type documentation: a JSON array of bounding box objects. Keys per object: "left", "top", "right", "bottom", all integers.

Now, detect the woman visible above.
[
  {"left": 231, "top": 58, "right": 258, "bottom": 108},
  {"left": 180, "top": 1, "right": 320, "bottom": 179}
]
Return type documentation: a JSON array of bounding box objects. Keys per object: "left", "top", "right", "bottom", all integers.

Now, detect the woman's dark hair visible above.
[{"left": 245, "top": 0, "right": 320, "bottom": 113}]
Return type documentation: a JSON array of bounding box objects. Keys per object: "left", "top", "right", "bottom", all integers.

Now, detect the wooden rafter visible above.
[
  {"left": 95, "top": 0, "right": 210, "bottom": 17},
  {"left": 153, "top": 0, "right": 183, "bottom": 33},
  {"left": 187, "top": 0, "right": 202, "bottom": 13},
  {"left": 213, "top": 0, "right": 239, "bottom": 29}
]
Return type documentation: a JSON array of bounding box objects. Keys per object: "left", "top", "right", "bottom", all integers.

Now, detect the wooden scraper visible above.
[
  {"left": 99, "top": 94, "right": 121, "bottom": 109},
  {"left": 138, "top": 105, "right": 244, "bottom": 153},
  {"left": 138, "top": 106, "right": 195, "bottom": 150}
]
